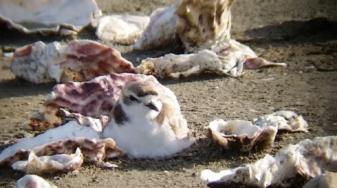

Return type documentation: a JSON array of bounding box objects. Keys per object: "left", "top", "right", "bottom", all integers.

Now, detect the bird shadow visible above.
[{"left": 113, "top": 137, "right": 268, "bottom": 172}]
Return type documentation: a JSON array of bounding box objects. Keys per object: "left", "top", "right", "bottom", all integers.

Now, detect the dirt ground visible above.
[{"left": 0, "top": 0, "right": 337, "bottom": 187}]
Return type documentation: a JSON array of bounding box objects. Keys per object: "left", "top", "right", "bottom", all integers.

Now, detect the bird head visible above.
[{"left": 120, "top": 79, "right": 163, "bottom": 120}]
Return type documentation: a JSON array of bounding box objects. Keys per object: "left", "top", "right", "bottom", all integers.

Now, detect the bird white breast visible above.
[{"left": 103, "top": 118, "right": 193, "bottom": 159}]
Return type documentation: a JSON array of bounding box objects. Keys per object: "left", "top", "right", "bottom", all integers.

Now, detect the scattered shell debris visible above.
[
  {"left": 201, "top": 136, "right": 337, "bottom": 187},
  {"left": 207, "top": 111, "right": 308, "bottom": 152},
  {"left": 137, "top": 40, "right": 286, "bottom": 78},
  {"left": 0, "top": 0, "right": 101, "bottom": 35},
  {"left": 10, "top": 40, "right": 135, "bottom": 83}
]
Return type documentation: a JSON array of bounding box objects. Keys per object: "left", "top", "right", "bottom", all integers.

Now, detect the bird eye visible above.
[{"left": 129, "top": 95, "right": 139, "bottom": 102}]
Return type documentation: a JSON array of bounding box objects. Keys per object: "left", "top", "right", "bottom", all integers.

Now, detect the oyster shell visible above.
[
  {"left": 176, "top": 0, "right": 234, "bottom": 52},
  {"left": 134, "top": 4, "right": 178, "bottom": 50},
  {"left": 0, "top": 121, "right": 123, "bottom": 167},
  {"left": 201, "top": 136, "right": 337, "bottom": 187},
  {"left": 0, "top": 0, "right": 101, "bottom": 35},
  {"left": 303, "top": 172, "right": 337, "bottom": 188},
  {"left": 10, "top": 40, "right": 135, "bottom": 83},
  {"left": 27, "top": 73, "right": 153, "bottom": 131},
  {"left": 12, "top": 148, "right": 83, "bottom": 174},
  {"left": 254, "top": 110, "right": 309, "bottom": 132},
  {"left": 208, "top": 119, "right": 277, "bottom": 152},
  {"left": 207, "top": 111, "right": 308, "bottom": 152},
  {"left": 137, "top": 40, "right": 286, "bottom": 78},
  {"left": 16, "top": 175, "right": 57, "bottom": 188},
  {"left": 96, "top": 15, "right": 150, "bottom": 45}
]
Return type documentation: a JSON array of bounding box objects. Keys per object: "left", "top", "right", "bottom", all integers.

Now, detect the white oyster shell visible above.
[
  {"left": 10, "top": 41, "right": 63, "bottom": 83},
  {"left": 207, "top": 111, "right": 308, "bottom": 152},
  {"left": 0, "top": 0, "right": 101, "bottom": 35},
  {"left": 16, "top": 175, "right": 57, "bottom": 188},
  {"left": 201, "top": 136, "right": 337, "bottom": 187},
  {"left": 96, "top": 15, "right": 150, "bottom": 45},
  {"left": 134, "top": 4, "right": 178, "bottom": 50},
  {"left": 12, "top": 148, "right": 83, "bottom": 174},
  {"left": 208, "top": 119, "right": 277, "bottom": 152}
]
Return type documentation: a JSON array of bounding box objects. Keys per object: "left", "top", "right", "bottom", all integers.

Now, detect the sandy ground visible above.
[{"left": 0, "top": 0, "right": 337, "bottom": 187}]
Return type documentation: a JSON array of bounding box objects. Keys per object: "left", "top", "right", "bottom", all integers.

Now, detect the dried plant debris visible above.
[
  {"left": 137, "top": 40, "right": 286, "bottom": 78},
  {"left": 10, "top": 40, "right": 135, "bottom": 83},
  {"left": 95, "top": 15, "right": 150, "bottom": 45},
  {"left": 0, "top": 0, "right": 101, "bottom": 35},
  {"left": 16, "top": 175, "right": 57, "bottom": 188},
  {"left": 201, "top": 136, "right": 337, "bottom": 187},
  {"left": 0, "top": 121, "right": 123, "bottom": 169},
  {"left": 207, "top": 111, "right": 308, "bottom": 152},
  {"left": 12, "top": 148, "right": 83, "bottom": 175}
]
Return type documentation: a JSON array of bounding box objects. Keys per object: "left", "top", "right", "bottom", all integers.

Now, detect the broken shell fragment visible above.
[
  {"left": 207, "top": 111, "right": 308, "bottom": 152},
  {"left": 12, "top": 148, "right": 83, "bottom": 175},
  {"left": 96, "top": 15, "right": 150, "bottom": 45},
  {"left": 254, "top": 110, "right": 309, "bottom": 132},
  {"left": 16, "top": 175, "right": 57, "bottom": 188},
  {"left": 134, "top": 4, "right": 178, "bottom": 50},
  {"left": 176, "top": 0, "right": 234, "bottom": 52},
  {"left": 137, "top": 40, "right": 286, "bottom": 79},
  {"left": 208, "top": 119, "right": 277, "bottom": 152},
  {"left": 0, "top": 0, "right": 101, "bottom": 35},
  {"left": 10, "top": 40, "right": 135, "bottom": 83},
  {"left": 201, "top": 136, "right": 337, "bottom": 187}
]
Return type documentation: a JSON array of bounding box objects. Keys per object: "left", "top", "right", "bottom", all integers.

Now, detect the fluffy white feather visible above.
[{"left": 103, "top": 77, "right": 194, "bottom": 158}]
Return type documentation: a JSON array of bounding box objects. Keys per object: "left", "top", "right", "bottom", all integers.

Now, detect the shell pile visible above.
[{"left": 135, "top": 0, "right": 286, "bottom": 78}]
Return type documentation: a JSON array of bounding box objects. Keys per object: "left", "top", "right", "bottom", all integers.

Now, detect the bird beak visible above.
[{"left": 145, "top": 102, "right": 159, "bottom": 112}]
